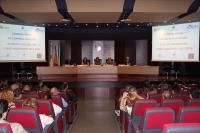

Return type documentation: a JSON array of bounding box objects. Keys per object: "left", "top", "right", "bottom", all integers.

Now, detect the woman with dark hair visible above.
[
  {"left": 0, "top": 99, "right": 27, "bottom": 133},
  {"left": 94, "top": 57, "right": 102, "bottom": 65},
  {"left": 82, "top": 57, "right": 89, "bottom": 65}
]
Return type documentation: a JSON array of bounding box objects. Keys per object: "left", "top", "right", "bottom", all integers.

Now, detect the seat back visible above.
[
  {"left": 7, "top": 108, "right": 43, "bottom": 133},
  {"left": 149, "top": 94, "right": 163, "bottom": 105},
  {"left": 58, "top": 92, "right": 68, "bottom": 103},
  {"left": 131, "top": 99, "right": 157, "bottom": 125},
  {"left": 161, "top": 123, "right": 200, "bottom": 133},
  {"left": 187, "top": 99, "right": 200, "bottom": 106},
  {"left": 13, "top": 99, "right": 24, "bottom": 108},
  {"left": 171, "top": 94, "right": 189, "bottom": 104},
  {"left": 22, "top": 94, "right": 39, "bottom": 99},
  {"left": 175, "top": 106, "right": 200, "bottom": 123},
  {"left": 0, "top": 123, "right": 13, "bottom": 133},
  {"left": 140, "top": 107, "right": 175, "bottom": 133},
  {"left": 51, "top": 95, "right": 63, "bottom": 108},
  {"left": 119, "top": 89, "right": 126, "bottom": 96},
  {"left": 160, "top": 99, "right": 184, "bottom": 115}
]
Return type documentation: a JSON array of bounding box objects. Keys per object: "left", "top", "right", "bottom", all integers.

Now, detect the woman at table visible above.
[
  {"left": 94, "top": 57, "right": 102, "bottom": 65},
  {"left": 82, "top": 57, "right": 89, "bottom": 66}
]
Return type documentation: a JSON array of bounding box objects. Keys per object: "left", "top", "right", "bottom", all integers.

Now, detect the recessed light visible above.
[
  {"left": 74, "top": 22, "right": 76, "bottom": 24},
  {"left": 43, "top": 24, "right": 45, "bottom": 25},
  {"left": 118, "top": 22, "right": 120, "bottom": 24},
  {"left": 158, "top": 25, "right": 160, "bottom": 26},
  {"left": 147, "top": 24, "right": 149, "bottom": 26},
  {"left": 137, "top": 25, "right": 139, "bottom": 26},
  {"left": 3, "top": 21, "right": 5, "bottom": 22},
  {"left": 116, "top": 26, "right": 118, "bottom": 27},
  {"left": 76, "top": 25, "right": 79, "bottom": 27},
  {"left": 140, "top": 22, "right": 143, "bottom": 23},
  {"left": 107, "top": 24, "right": 109, "bottom": 26},
  {"left": 86, "top": 24, "right": 88, "bottom": 26},
  {"left": 164, "top": 21, "right": 166, "bottom": 23},
  {"left": 48, "top": 24, "right": 50, "bottom": 26},
  {"left": 189, "top": 20, "right": 191, "bottom": 22},
  {"left": 149, "top": 23, "right": 152, "bottom": 25},
  {"left": 172, "top": 23, "right": 174, "bottom": 24},
  {"left": 55, "top": 25, "right": 58, "bottom": 26},
  {"left": 128, "top": 24, "right": 130, "bottom": 25},
  {"left": 35, "top": 25, "right": 37, "bottom": 26},
  {"left": 64, "top": 24, "right": 67, "bottom": 25},
  {"left": 96, "top": 25, "right": 98, "bottom": 27}
]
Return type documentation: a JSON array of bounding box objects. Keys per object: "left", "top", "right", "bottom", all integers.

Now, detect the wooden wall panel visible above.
[
  {"left": 125, "top": 40, "right": 136, "bottom": 65},
  {"left": 85, "top": 87, "right": 109, "bottom": 97},
  {"left": 114, "top": 41, "right": 125, "bottom": 65},
  {"left": 71, "top": 40, "right": 82, "bottom": 65}
]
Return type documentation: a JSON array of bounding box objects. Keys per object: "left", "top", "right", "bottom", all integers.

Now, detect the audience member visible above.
[
  {"left": 23, "top": 85, "right": 30, "bottom": 91},
  {"left": 13, "top": 88, "right": 22, "bottom": 99},
  {"left": 15, "top": 81, "right": 23, "bottom": 89},
  {"left": 123, "top": 56, "right": 132, "bottom": 65},
  {"left": 50, "top": 87, "right": 68, "bottom": 107},
  {"left": 38, "top": 80, "right": 48, "bottom": 91},
  {"left": 182, "top": 81, "right": 190, "bottom": 90},
  {"left": 146, "top": 87, "right": 157, "bottom": 99},
  {"left": 40, "top": 85, "right": 48, "bottom": 92},
  {"left": 189, "top": 88, "right": 200, "bottom": 99},
  {"left": 172, "top": 85, "right": 180, "bottom": 94},
  {"left": 174, "top": 79, "right": 180, "bottom": 85},
  {"left": 22, "top": 98, "right": 53, "bottom": 129},
  {"left": 42, "top": 93, "right": 62, "bottom": 116},
  {"left": 60, "top": 82, "right": 77, "bottom": 103},
  {"left": 144, "top": 80, "right": 150, "bottom": 86},
  {"left": 160, "top": 83, "right": 168, "bottom": 90},
  {"left": 10, "top": 84, "right": 19, "bottom": 91},
  {"left": 30, "top": 88, "right": 38, "bottom": 94},
  {"left": 118, "top": 85, "right": 132, "bottom": 102},
  {"left": 0, "top": 99, "right": 28, "bottom": 133},
  {"left": 0, "top": 80, "right": 8, "bottom": 90},
  {"left": 162, "top": 90, "right": 171, "bottom": 99},
  {"left": 0, "top": 90, "right": 16, "bottom": 108}
]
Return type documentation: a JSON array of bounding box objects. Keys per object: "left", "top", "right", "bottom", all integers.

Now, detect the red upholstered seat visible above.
[
  {"left": 37, "top": 99, "right": 63, "bottom": 133},
  {"left": 21, "top": 94, "right": 39, "bottom": 99},
  {"left": 149, "top": 94, "right": 163, "bottom": 105},
  {"left": 131, "top": 107, "right": 175, "bottom": 133},
  {"left": 187, "top": 99, "right": 200, "bottom": 106},
  {"left": 13, "top": 99, "right": 24, "bottom": 108},
  {"left": 161, "top": 123, "right": 200, "bottom": 133},
  {"left": 124, "top": 99, "right": 157, "bottom": 133},
  {"left": 160, "top": 99, "right": 184, "bottom": 115},
  {"left": 171, "top": 94, "right": 189, "bottom": 104},
  {"left": 7, "top": 108, "right": 53, "bottom": 133},
  {"left": 175, "top": 106, "right": 200, "bottom": 123},
  {"left": 0, "top": 123, "right": 13, "bottom": 133}
]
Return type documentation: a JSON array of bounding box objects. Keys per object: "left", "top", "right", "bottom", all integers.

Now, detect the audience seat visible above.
[
  {"left": 175, "top": 106, "right": 200, "bottom": 123},
  {"left": 66, "top": 90, "right": 78, "bottom": 115},
  {"left": 124, "top": 99, "right": 157, "bottom": 133},
  {"left": 161, "top": 123, "right": 200, "bottom": 133},
  {"left": 21, "top": 94, "right": 39, "bottom": 99},
  {"left": 37, "top": 99, "right": 63, "bottom": 133},
  {"left": 186, "top": 99, "right": 200, "bottom": 106},
  {"left": 131, "top": 107, "right": 175, "bottom": 133},
  {"left": 22, "top": 90, "right": 30, "bottom": 94},
  {"left": 7, "top": 108, "right": 53, "bottom": 133},
  {"left": 136, "top": 88, "right": 143, "bottom": 94},
  {"left": 149, "top": 94, "right": 163, "bottom": 105},
  {"left": 13, "top": 99, "right": 24, "bottom": 108},
  {"left": 0, "top": 123, "right": 13, "bottom": 133},
  {"left": 160, "top": 99, "right": 184, "bottom": 115},
  {"left": 171, "top": 94, "right": 189, "bottom": 104}
]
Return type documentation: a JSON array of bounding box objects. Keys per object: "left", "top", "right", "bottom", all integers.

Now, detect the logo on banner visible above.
[
  {"left": 186, "top": 24, "right": 198, "bottom": 29},
  {"left": 0, "top": 25, "right": 3, "bottom": 29}
]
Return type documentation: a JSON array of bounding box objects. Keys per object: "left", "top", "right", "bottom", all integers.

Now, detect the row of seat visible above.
[{"left": 120, "top": 99, "right": 200, "bottom": 133}]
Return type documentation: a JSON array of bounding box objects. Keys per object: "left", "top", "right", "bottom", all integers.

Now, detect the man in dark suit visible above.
[
  {"left": 123, "top": 56, "right": 132, "bottom": 65},
  {"left": 65, "top": 56, "right": 73, "bottom": 65}
]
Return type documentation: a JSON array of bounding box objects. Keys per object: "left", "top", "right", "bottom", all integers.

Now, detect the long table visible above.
[{"left": 36, "top": 66, "right": 159, "bottom": 81}]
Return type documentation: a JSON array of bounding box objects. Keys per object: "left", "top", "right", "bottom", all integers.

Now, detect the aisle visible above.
[{"left": 68, "top": 98, "right": 121, "bottom": 133}]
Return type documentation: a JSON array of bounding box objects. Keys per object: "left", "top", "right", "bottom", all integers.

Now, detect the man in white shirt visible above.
[{"left": 50, "top": 87, "right": 68, "bottom": 107}]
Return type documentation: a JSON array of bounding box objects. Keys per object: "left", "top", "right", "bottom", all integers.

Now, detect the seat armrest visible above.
[
  {"left": 42, "top": 123, "right": 54, "bottom": 133},
  {"left": 131, "top": 122, "right": 140, "bottom": 133},
  {"left": 55, "top": 112, "right": 62, "bottom": 121},
  {"left": 125, "top": 112, "right": 132, "bottom": 122}
]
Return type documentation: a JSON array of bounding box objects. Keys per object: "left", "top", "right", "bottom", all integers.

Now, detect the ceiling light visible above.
[
  {"left": 189, "top": 20, "right": 191, "bottom": 22},
  {"left": 55, "top": 25, "right": 58, "bottom": 26},
  {"left": 140, "top": 22, "right": 143, "bottom": 23},
  {"left": 137, "top": 25, "right": 139, "bottom": 26},
  {"left": 35, "top": 25, "right": 37, "bottom": 26},
  {"left": 147, "top": 24, "right": 149, "bottom": 26},
  {"left": 3, "top": 21, "right": 5, "bottom": 22},
  {"left": 86, "top": 24, "right": 88, "bottom": 26},
  {"left": 121, "top": 18, "right": 131, "bottom": 22},
  {"left": 128, "top": 24, "right": 130, "bottom": 25},
  {"left": 48, "top": 24, "right": 50, "bottom": 26},
  {"left": 60, "top": 18, "right": 71, "bottom": 22},
  {"left": 107, "top": 24, "right": 109, "bottom": 26},
  {"left": 116, "top": 26, "right": 118, "bottom": 27},
  {"left": 172, "top": 23, "right": 174, "bottom": 24},
  {"left": 43, "top": 24, "right": 45, "bottom": 25},
  {"left": 118, "top": 22, "right": 120, "bottom": 24},
  {"left": 158, "top": 25, "right": 159, "bottom": 26},
  {"left": 64, "top": 24, "right": 67, "bottom": 25},
  {"left": 96, "top": 25, "right": 98, "bottom": 27},
  {"left": 76, "top": 25, "right": 78, "bottom": 27},
  {"left": 149, "top": 23, "right": 152, "bottom": 25}
]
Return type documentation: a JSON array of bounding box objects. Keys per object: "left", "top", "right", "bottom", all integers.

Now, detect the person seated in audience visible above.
[
  {"left": 174, "top": 79, "right": 180, "bottom": 86},
  {"left": 162, "top": 90, "right": 171, "bottom": 99},
  {"left": 10, "top": 84, "right": 19, "bottom": 92},
  {"left": 172, "top": 85, "right": 180, "bottom": 94},
  {"left": 118, "top": 85, "right": 133, "bottom": 102},
  {"left": 15, "top": 81, "right": 23, "bottom": 89},
  {"left": 60, "top": 82, "right": 77, "bottom": 103},
  {"left": 65, "top": 56, "right": 73, "bottom": 65},
  {"left": 30, "top": 88, "right": 38, "bottom": 94},
  {"left": 40, "top": 85, "right": 48, "bottom": 92},
  {"left": 144, "top": 80, "right": 150, "bottom": 86},
  {"left": 160, "top": 83, "right": 168, "bottom": 90},
  {"left": 146, "top": 87, "right": 157, "bottom": 99},
  {"left": 120, "top": 90, "right": 143, "bottom": 115},
  {"left": 82, "top": 57, "right": 89, "bottom": 65},
  {"left": 0, "top": 80, "right": 8, "bottom": 90},
  {"left": 22, "top": 98, "right": 54, "bottom": 129},
  {"left": 38, "top": 80, "right": 48, "bottom": 90},
  {"left": 189, "top": 88, "right": 200, "bottom": 99},
  {"left": 128, "top": 86, "right": 144, "bottom": 99},
  {"left": 94, "top": 57, "right": 102, "bottom": 65},
  {"left": 0, "top": 90, "right": 16, "bottom": 108},
  {"left": 50, "top": 87, "right": 68, "bottom": 107},
  {"left": 0, "top": 99, "right": 28, "bottom": 133},
  {"left": 42, "top": 93, "right": 62, "bottom": 116},
  {"left": 13, "top": 88, "right": 22, "bottom": 99},
  {"left": 123, "top": 56, "right": 132, "bottom": 65},
  {"left": 182, "top": 81, "right": 190, "bottom": 90},
  {"left": 106, "top": 57, "right": 114, "bottom": 65},
  {"left": 23, "top": 85, "right": 30, "bottom": 91}
]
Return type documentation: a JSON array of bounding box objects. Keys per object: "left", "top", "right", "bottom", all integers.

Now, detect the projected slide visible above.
[
  {"left": 152, "top": 22, "right": 200, "bottom": 62},
  {"left": 0, "top": 23, "right": 45, "bottom": 62}
]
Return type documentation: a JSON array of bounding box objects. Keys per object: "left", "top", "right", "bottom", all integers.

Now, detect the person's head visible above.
[
  {"left": 126, "top": 56, "right": 130, "bottom": 61},
  {"left": 0, "top": 99, "right": 9, "bottom": 120},
  {"left": 60, "top": 83, "right": 68, "bottom": 92},
  {"left": 182, "top": 81, "right": 189, "bottom": 88},
  {"left": 96, "top": 57, "right": 99, "bottom": 61},
  {"left": 129, "top": 86, "right": 136, "bottom": 93},
  {"left": 144, "top": 80, "right": 150, "bottom": 86},
  {"left": 143, "top": 85, "right": 149, "bottom": 92},
  {"left": 0, "top": 90, "right": 14, "bottom": 104},
  {"left": 162, "top": 90, "right": 171, "bottom": 99},
  {"left": 42, "top": 93, "right": 51, "bottom": 100},
  {"left": 22, "top": 98, "right": 38, "bottom": 108},
  {"left": 148, "top": 88, "right": 157, "bottom": 95},
  {"left": 38, "top": 80, "right": 43, "bottom": 87},
  {"left": 50, "top": 87, "right": 58, "bottom": 95},
  {"left": 23, "top": 85, "right": 30, "bottom": 91},
  {"left": 161, "top": 79, "right": 166, "bottom": 84},
  {"left": 161, "top": 83, "right": 168, "bottom": 90},
  {"left": 40, "top": 85, "right": 48, "bottom": 92},
  {"left": 189, "top": 89, "right": 200, "bottom": 99},
  {"left": 107, "top": 57, "right": 111, "bottom": 61},
  {"left": 1, "top": 80, "right": 8, "bottom": 86},
  {"left": 10, "top": 84, "right": 19, "bottom": 91},
  {"left": 172, "top": 85, "right": 180, "bottom": 94},
  {"left": 83, "top": 57, "right": 87, "bottom": 62},
  {"left": 125, "top": 85, "right": 132, "bottom": 92},
  {"left": 30, "top": 88, "right": 38, "bottom": 94},
  {"left": 15, "top": 81, "right": 22, "bottom": 88},
  {"left": 67, "top": 56, "right": 71, "bottom": 61},
  {"left": 13, "top": 88, "right": 22, "bottom": 99},
  {"left": 174, "top": 79, "right": 180, "bottom": 85},
  {"left": 127, "top": 93, "right": 138, "bottom": 107}
]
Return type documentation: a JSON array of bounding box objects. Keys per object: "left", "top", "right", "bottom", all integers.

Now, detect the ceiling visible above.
[{"left": 0, "top": 0, "right": 200, "bottom": 28}]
